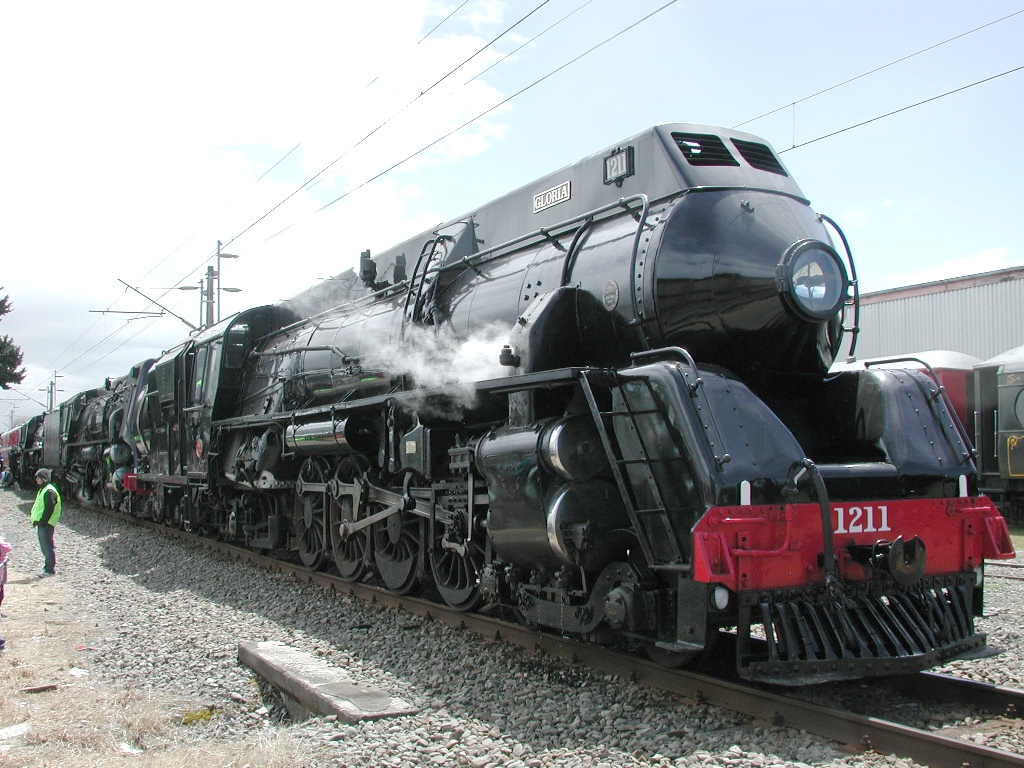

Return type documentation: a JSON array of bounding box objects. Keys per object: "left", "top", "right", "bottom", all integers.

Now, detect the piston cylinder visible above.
[{"left": 284, "top": 416, "right": 378, "bottom": 456}]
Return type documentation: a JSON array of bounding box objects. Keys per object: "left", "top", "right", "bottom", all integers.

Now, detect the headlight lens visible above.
[{"left": 777, "top": 240, "right": 849, "bottom": 321}]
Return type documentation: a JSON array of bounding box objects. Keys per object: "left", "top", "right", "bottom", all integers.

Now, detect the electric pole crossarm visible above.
[{"left": 117, "top": 280, "right": 198, "bottom": 330}]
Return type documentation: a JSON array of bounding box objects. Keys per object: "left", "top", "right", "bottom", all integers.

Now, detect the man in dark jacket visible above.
[{"left": 31, "top": 469, "right": 62, "bottom": 577}]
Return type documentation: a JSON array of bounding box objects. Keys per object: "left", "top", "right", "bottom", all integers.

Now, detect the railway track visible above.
[
  {"left": 95, "top": 504, "right": 1024, "bottom": 768},
  {"left": 989, "top": 561, "right": 1024, "bottom": 581}
]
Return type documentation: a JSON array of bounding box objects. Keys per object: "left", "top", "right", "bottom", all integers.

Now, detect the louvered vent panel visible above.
[
  {"left": 672, "top": 133, "right": 739, "bottom": 167},
  {"left": 731, "top": 138, "right": 788, "bottom": 176}
]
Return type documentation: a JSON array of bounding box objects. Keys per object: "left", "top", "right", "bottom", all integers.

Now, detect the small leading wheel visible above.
[
  {"left": 429, "top": 511, "right": 483, "bottom": 612},
  {"left": 295, "top": 456, "right": 331, "bottom": 570},
  {"left": 373, "top": 508, "right": 423, "bottom": 595}
]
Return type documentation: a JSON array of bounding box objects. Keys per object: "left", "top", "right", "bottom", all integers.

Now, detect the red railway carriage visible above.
[{"left": 0, "top": 415, "right": 43, "bottom": 488}]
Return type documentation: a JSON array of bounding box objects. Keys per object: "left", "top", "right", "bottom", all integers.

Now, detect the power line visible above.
[
  {"left": 422, "top": 0, "right": 555, "bottom": 100},
  {"left": 419, "top": 0, "right": 473, "bottom": 43},
  {"left": 3, "top": 387, "right": 48, "bottom": 410},
  {"left": 463, "top": 0, "right": 599, "bottom": 87},
  {"left": 780, "top": 64, "right": 1024, "bottom": 152},
  {"left": 734, "top": 8, "right": 1024, "bottom": 130},
  {"left": 257, "top": 143, "right": 302, "bottom": 182}
]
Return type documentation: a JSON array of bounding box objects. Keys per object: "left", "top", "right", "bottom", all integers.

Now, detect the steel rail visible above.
[
  {"left": 888, "top": 671, "right": 1024, "bottom": 715},
  {"left": 987, "top": 562, "right": 1024, "bottom": 581}
]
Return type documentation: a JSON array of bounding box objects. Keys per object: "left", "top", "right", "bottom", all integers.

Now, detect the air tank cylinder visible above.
[{"left": 475, "top": 415, "right": 629, "bottom": 572}]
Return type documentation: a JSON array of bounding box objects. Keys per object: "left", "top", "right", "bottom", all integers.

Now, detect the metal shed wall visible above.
[{"left": 849, "top": 269, "right": 1024, "bottom": 362}]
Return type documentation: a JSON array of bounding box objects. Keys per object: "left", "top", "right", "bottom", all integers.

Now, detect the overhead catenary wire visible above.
[
  {"left": 462, "top": 0, "right": 599, "bottom": 88},
  {"left": 779, "top": 65, "right": 1024, "bottom": 152},
  {"left": 418, "top": 0, "right": 473, "bottom": 43},
  {"left": 733, "top": 8, "right": 1024, "bottom": 130}
]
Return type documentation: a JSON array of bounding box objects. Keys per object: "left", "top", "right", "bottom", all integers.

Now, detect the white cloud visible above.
[{"left": 840, "top": 208, "right": 869, "bottom": 229}]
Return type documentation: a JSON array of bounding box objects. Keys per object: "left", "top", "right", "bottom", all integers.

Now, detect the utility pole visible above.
[
  {"left": 216, "top": 240, "right": 240, "bottom": 323},
  {"left": 160, "top": 243, "right": 241, "bottom": 330},
  {"left": 204, "top": 265, "right": 216, "bottom": 328},
  {"left": 0, "top": 402, "right": 19, "bottom": 430},
  {"left": 50, "top": 371, "right": 63, "bottom": 411},
  {"left": 41, "top": 371, "right": 63, "bottom": 411}
]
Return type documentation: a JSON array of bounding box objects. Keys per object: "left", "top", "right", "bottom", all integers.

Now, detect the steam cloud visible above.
[{"left": 358, "top": 322, "right": 512, "bottom": 414}]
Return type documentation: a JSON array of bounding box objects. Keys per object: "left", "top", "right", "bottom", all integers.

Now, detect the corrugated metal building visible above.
[{"left": 849, "top": 266, "right": 1024, "bottom": 362}]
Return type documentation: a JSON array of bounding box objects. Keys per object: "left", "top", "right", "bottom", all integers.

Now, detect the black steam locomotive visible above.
[{"left": 8, "top": 124, "right": 1016, "bottom": 684}]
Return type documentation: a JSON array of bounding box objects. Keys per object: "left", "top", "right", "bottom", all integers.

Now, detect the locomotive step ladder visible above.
[{"left": 579, "top": 370, "right": 689, "bottom": 571}]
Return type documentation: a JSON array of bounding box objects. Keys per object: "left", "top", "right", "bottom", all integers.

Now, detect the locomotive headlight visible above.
[{"left": 777, "top": 240, "right": 849, "bottom": 322}]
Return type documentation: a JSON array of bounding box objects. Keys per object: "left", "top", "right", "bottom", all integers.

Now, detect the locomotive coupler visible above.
[{"left": 846, "top": 535, "right": 927, "bottom": 587}]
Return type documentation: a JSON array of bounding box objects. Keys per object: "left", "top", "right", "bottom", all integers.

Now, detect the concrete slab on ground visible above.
[{"left": 238, "top": 640, "right": 418, "bottom": 722}]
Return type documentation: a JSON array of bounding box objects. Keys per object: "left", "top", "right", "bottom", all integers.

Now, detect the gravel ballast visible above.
[{"left": 0, "top": 486, "right": 1021, "bottom": 767}]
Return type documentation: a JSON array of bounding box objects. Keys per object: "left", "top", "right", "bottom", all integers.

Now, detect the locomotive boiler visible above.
[{"left": 44, "top": 123, "right": 1018, "bottom": 684}]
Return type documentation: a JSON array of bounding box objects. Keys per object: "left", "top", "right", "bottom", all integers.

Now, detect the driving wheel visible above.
[{"left": 295, "top": 456, "right": 331, "bottom": 569}]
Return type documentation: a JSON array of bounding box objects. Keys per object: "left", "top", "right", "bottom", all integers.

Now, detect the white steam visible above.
[{"left": 359, "top": 322, "right": 512, "bottom": 413}]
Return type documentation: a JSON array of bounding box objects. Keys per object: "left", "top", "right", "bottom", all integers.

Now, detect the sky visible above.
[{"left": 0, "top": 0, "right": 1022, "bottom": 427}]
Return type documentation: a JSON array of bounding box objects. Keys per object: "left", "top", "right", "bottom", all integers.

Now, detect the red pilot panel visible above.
[{"left": 692, "top": 496, "right": 1016, "bottom": 592}]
